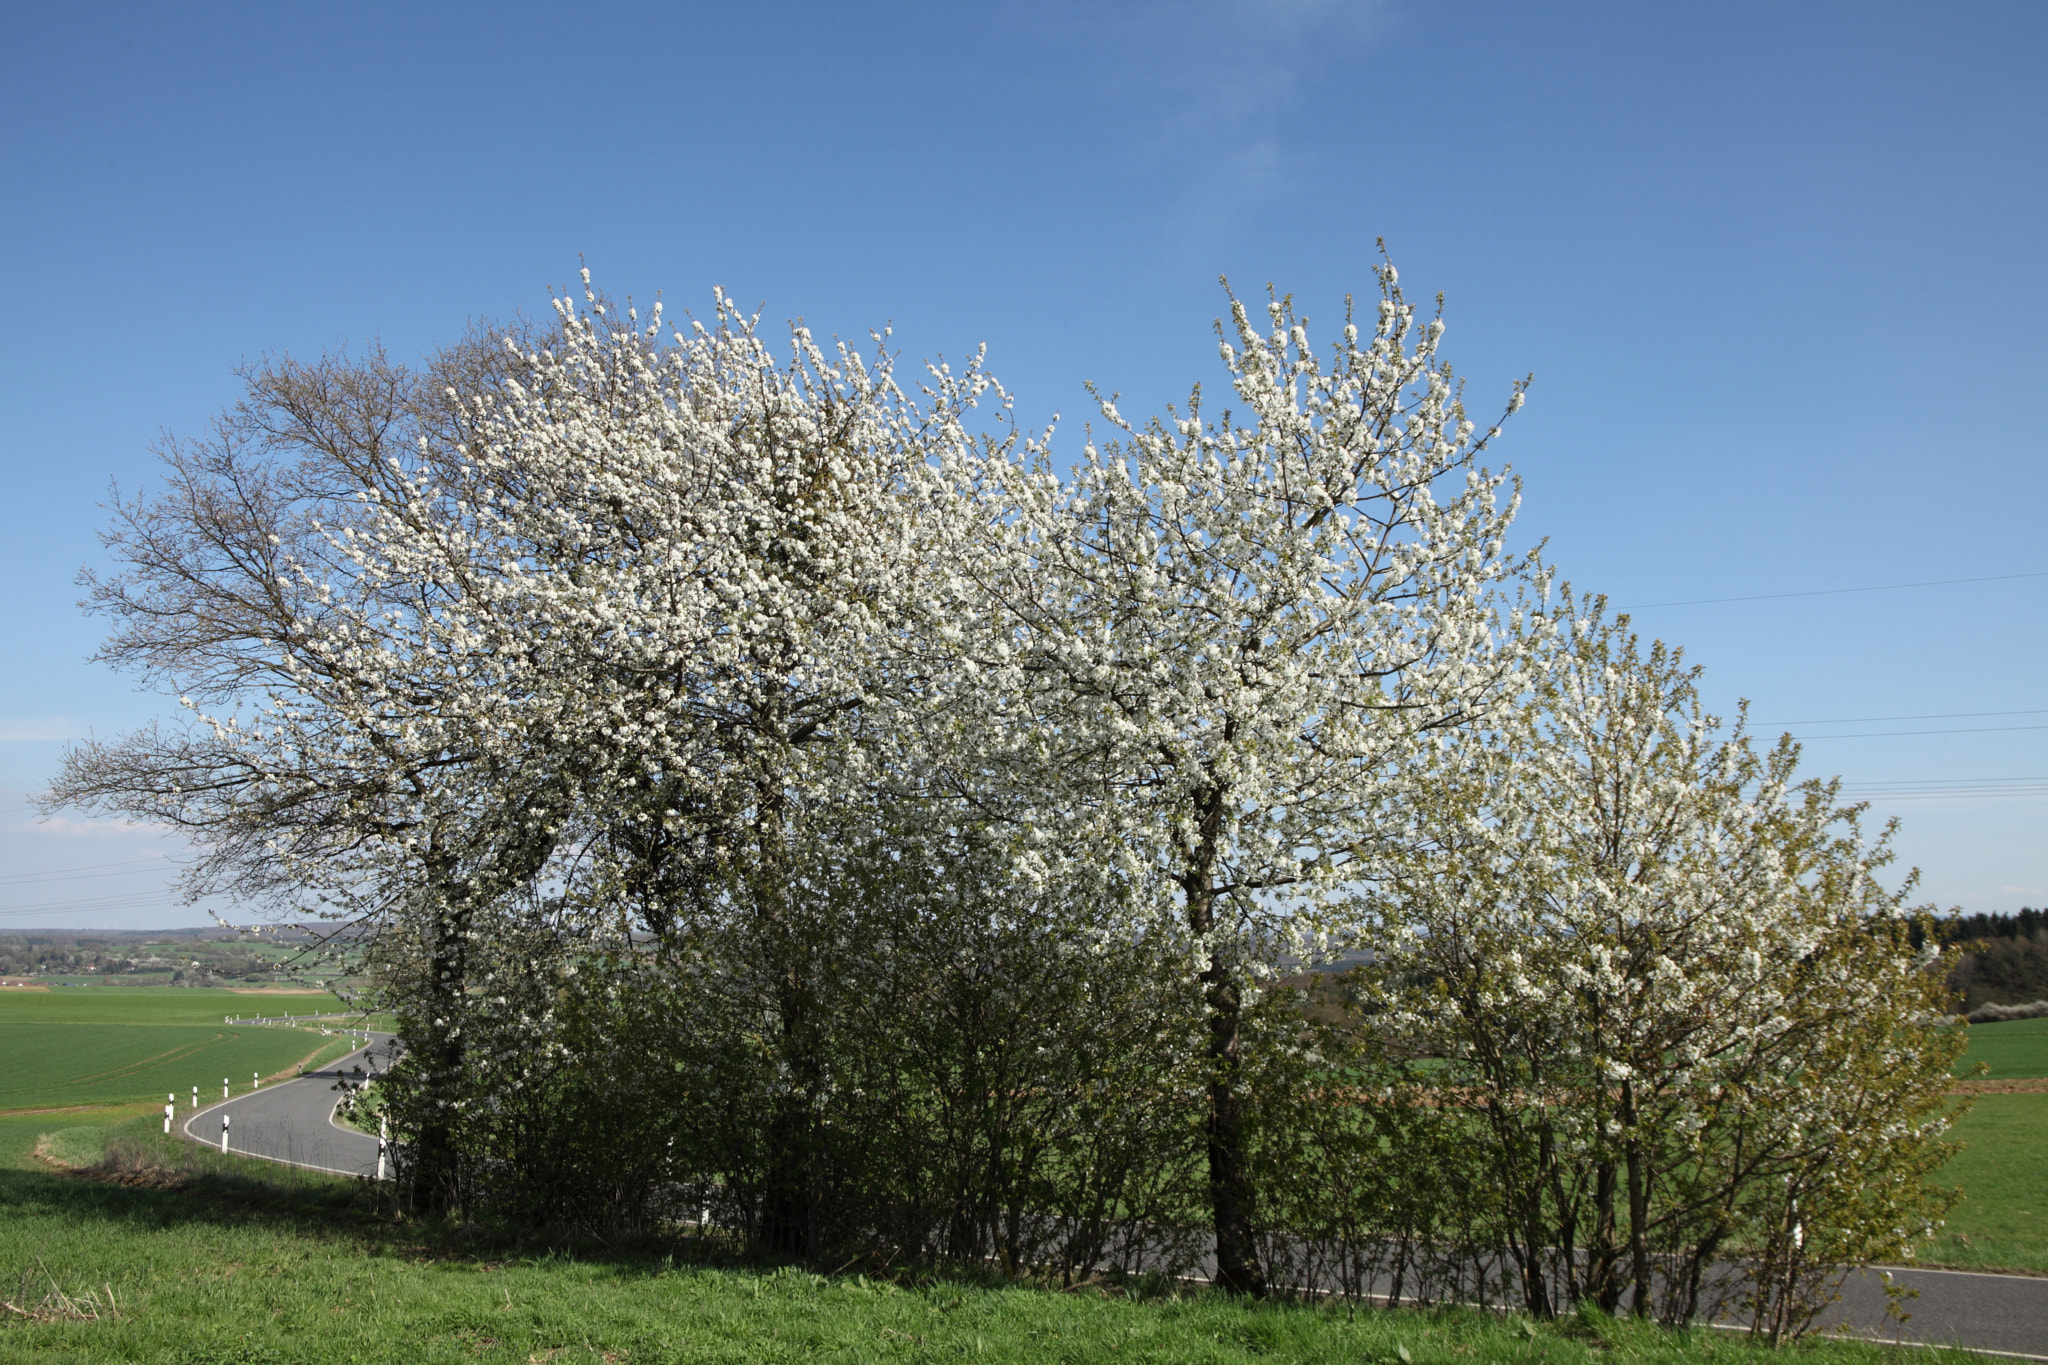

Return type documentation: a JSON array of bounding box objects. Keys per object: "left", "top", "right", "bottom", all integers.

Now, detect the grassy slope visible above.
[
  {"left": 0, "top": 987, "right": 2032, "bottom": 1357},
  {"left": 0, "top": 1115, "right": 1992, "bottom": 1365}
]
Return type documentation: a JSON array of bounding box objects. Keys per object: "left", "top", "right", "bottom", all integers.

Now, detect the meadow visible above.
[{"left": 1928, "top": 1094, "right": 2048, "bottom": 1272}]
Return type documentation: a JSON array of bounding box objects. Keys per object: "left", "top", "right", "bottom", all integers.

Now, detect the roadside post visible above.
[
  {"left": 163, "top": 1102, "right": 172, "bottom": 1134},
  {"left": 223, "top": 1077, "right": 229, "bottom": 1100},
  {"left": 220, "top": 1113, "right": 230, "bottom": 1153},
  {"left": 191, "top": 1085, "right": 198, "bottom": 1111},
  {"left": 253, "top": 1070, "right": 260, "bottom": 1090},
  {"left": 376, "top": 1114, "right": 388, "bottom": 1182}
]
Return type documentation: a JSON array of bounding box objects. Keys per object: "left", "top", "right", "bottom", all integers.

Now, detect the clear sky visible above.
[{"left": 1, "top": 1, "right": 2042, "bottom": 930}]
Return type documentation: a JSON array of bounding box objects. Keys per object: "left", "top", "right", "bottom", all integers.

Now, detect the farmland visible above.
[
  {"left": 0, "top": 986, "right": 362, "bottom": 1112},
  {"left": 1927, "top": 1093, "right": 2048, "bottom": 1272},
  {"left": 1954, "top": 1015, "right": 2048, "bottom": 1080}
]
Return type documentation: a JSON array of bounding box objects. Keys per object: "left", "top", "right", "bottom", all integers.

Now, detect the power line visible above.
[
  {"left": 0, "top": 890, "right": 193, "bottom": 917},
  {"left": 1844, "top": 777, "right": 2046, "bottom": 786},
  {"left": 0, "top": 855, "right": 168, "bottom": 885},
  {"left": 1630, "top": 569, "right": 2048, "bottom": 609},
  {"left": 0, "top": 858, "right": 176, "bottom": 889},
  {"left": 1755, "top": 709, "right": 2048, "bottom": 727},
  {"left": 1796, "top": 724, "right": 2048, "bottom": 739},
  {"left": 1839, "top": 780, "right": 2048, "bottom": 801}
]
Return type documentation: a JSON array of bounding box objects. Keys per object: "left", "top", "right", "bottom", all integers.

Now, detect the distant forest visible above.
[{"left": 1923, "top": 909, "right": 2048, "bottom": 1010}]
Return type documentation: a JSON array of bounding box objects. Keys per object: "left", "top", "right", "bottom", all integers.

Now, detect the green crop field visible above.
[
  {"left": 0, "top": 1023, "right": 340, "bottom": 1110},
  {"left": 1923, "top": 1093, "right": 2048, "bottom": 1273},
  {"left": 0, "top": 985, "right": 340, "bottom": 1028},
  {"left": 0, "top": 987, "right": 362, "bottom": 1112},
  {"left": 1953, "top": 1015, "right": 2048, "bottom": 1079}
]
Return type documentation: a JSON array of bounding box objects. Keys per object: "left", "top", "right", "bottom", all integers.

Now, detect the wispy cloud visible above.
[{"left": 1007, "top": 0, "right": 1396, "bottom": 262}]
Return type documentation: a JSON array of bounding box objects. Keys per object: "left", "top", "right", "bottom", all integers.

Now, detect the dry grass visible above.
[{"left": 1, "top": 1261, "right": 120, "bottom": 1324}]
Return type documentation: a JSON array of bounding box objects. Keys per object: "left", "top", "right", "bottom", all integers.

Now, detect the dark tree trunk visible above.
[
  {"left": 1203, "top": 959, "right": 1263, "bottom": 1295},
  {"left": 749, "top": 762, "right": 822, "bottom": 1259},
  {"left": 407, "top": 888, "right": 469, "bottom": 1213},
  {"left": 1184, "top": 782, "right": 1265, "bottom": 1297},
  {"left": 1623, "top": 1082, "right": 1653, "bottom": 1317}
]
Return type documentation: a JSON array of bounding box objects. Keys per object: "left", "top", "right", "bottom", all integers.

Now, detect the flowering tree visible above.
[
  {"left": 962, "top": 263, "right": 1538, "bottom": 1293},
  {"left": 447, "top": 278, "right": 1012, "bottom": 1248},
  {"left": 46, "top": 330, "right": 581, "bottom": 1204},
  {"left": 1366, "top": 599, "right": 1961, "bottom": 1326}
]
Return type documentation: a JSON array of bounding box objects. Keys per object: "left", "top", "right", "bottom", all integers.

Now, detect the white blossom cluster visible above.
[{"left": 156, "top": 264, "right": 1541, "bottom": 973}]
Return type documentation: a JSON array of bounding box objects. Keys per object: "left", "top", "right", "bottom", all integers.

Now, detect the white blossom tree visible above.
[
  {"left": 956, "top": 261, "right": 1540, "bottom": 1293},
  {"left": 436, "top": 277, "right": 1013, "bottom": 1248},
  {"left": 1366, "top": 597, "right": 1960, "bottom": 1326}
]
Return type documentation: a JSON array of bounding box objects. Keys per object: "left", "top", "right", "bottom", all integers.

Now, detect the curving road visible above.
[{"left": 178, "top": 1032, "right": 394, "bottom": 1179}]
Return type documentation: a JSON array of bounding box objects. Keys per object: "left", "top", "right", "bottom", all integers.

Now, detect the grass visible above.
[
  {"left": 0, "top": 986, "right": 321, "bottom": 1028},
  {"left": 0, "top": 987, "right": 366, "bottom": 1113},
  {"left": 1919, "top": 1092, "right": 2048, "bottom": 1273},
  {"left": 1954, "top": 1015, "right": 2048, "bottom": 1079},
  {"left": 0, "top": 1114, "right": 2000, "bottom": 1365},
  {"left": 0, "top": 986, "right": 2029, "bottom": 1359},
  {"left": 0, "top": 1023, "right": 355, "bottom": 1111}
]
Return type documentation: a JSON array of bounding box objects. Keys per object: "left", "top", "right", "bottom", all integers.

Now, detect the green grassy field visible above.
[
  {"left": 1954, "top": 1015, "right": 2048, "bottom": 1079},
  {"left": 0, "top": 987, "right": 363, "bottom": 1112},
  {"left": 0, "top": 1023, "right": 344, "bottom": 1110},
  {"left": 0, "top": 986, "right": 328, "bottom": 1026},
  {"left": 0, "top": 1112, "right": 1995, "bottom": 1365},
  {"left": 1921, "top": 1092, "right": 2048, "bottom": 1272}
]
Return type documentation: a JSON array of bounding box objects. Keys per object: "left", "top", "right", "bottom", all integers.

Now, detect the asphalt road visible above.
[
  {"left": 178, "top": 1032, "right": 394, "bottom": 1179},
  {"left": 1821, "top": 1264, "right": 2048, "bottom": 1358}
]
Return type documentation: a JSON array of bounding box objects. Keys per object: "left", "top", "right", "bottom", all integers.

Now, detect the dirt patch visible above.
[
  {"left": 1950, "top": 1077, "right": 2048, "bottom": 1094},
  {"left": 0, "top": 983, "right": 50, "bottom": 992},
  {"left": 222, "top": 987, "right": 334, "bottom": 995}
]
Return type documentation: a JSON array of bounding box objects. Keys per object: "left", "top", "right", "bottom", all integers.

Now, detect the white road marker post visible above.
[
  {"left": 223, "top": 1077, "right": 229, "bottom": 1100},
  {"left": 163, "top": 1102, "right": 172, "bottom": 1134},
  {"left": 376, "top": 1114, "right": 388, "bottom": 1182},
  {"left": 191, "top": 1085, "right": 198, "bottom": 1112},
  {"left": 253, "top": 1070, "right": 260, "bottom": 1090},
  {"left": 220, "top": 1112, "right": 230, "bottom": 1154}
]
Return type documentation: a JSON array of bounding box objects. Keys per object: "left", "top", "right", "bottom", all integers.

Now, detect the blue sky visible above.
[{"left": 1, "top": 0, "right": 2042, "bottom": 930}]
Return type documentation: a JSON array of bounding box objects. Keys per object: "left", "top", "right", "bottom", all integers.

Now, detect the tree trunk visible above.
[
  {"left": 1184, "top": 783, "right": 1265, "bottom": 1297},
  {"left": 407, "top": 888, "right": 469, "bottom": 1213},
  {"left": 750, "top": 759, "right": 821, "bottom": 1258},
  {"left": 1623, "top": 1081, "right": 1653, "bottom": 1317},
  {"left": 1203, "top": 959, "right": 1264, "bottom": 1295}
]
